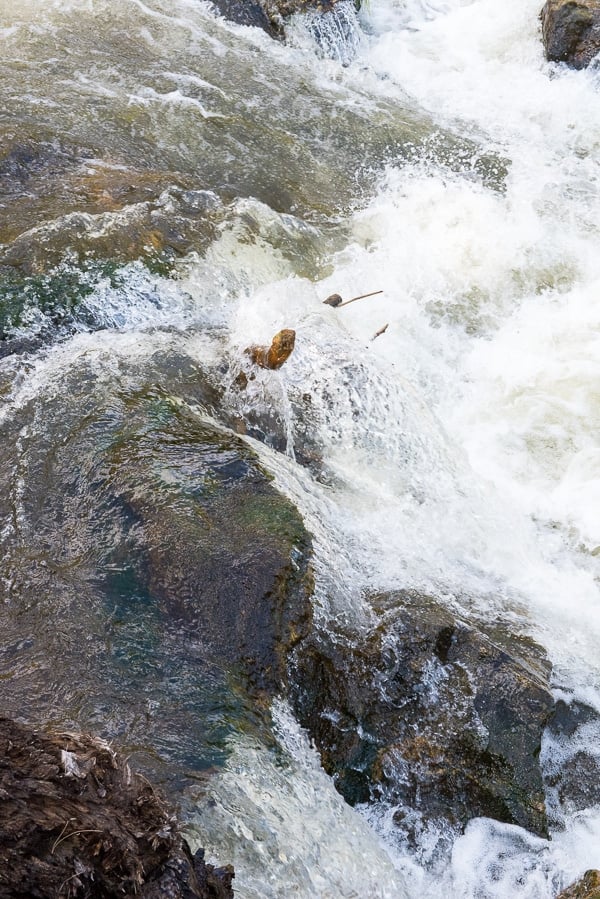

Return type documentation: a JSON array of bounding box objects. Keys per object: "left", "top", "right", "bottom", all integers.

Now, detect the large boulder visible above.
[
  {"left": 0, "top": 364, "right": 313, "bottom": 786},
  {"left": 541, "top": 0, "right": 600, "bottom": 68},
  {"left": 0, "top": 717, "right": 234, "bottom": 899},
  {"left": 108, "top": 390, "right": 314, "bottom": 693},
  {"left": 290, "top": 591, "right": 554, "bottom": 848}
]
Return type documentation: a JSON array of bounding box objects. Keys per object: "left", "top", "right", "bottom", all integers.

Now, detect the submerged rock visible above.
[
  {"left": 107, "top": 391, "right": 314, "bottom": 694},
  {"left": 0, "top": 717, "right": 233, "bottom": 899},
  {"left": 0, "top": 181, "right": 224, "bottom": 277},
  {"left": 543, "top": 698, "right": 600, "bottom": 822},
  {"left": 557, "top": 870, "right": 600, "bottom": 899},
  {"left": 0, "top": 363, "right": 313, "bottom": 791},
  {"left": 541, "top": 0, "right": 600, "bottom": 68},
  {"left": 291, "top": 590, "right": 554, "bottom": 846}
]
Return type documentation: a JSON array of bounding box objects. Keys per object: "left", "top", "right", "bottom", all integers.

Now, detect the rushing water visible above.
[{"left": 1, "top": 0, "right": 600, "bottom": 895}]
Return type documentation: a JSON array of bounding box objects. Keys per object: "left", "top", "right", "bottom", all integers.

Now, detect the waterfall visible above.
[{"left": 287, "top": 0, "right": 364, "bottom": 65}]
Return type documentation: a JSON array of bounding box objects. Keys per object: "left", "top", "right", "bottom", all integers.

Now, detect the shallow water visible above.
[{"left": 1, "top": 0, "right": 600, "bottom": 895}]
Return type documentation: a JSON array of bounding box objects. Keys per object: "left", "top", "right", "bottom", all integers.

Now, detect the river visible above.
[{"left": 1, "top": 0, "right": 599, "bottom": 896}]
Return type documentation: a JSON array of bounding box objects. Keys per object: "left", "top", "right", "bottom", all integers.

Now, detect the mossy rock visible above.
[
  {"left": 0, "top": 367, "right": 313, "bottom": 787},
  {"left": 105, "top": 389, "right": 314, "bottom": 692}
]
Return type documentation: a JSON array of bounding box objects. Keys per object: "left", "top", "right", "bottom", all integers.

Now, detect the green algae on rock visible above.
[
  {"left": 0, "top": 357, "right": 313, "bottom": 791},
  {"left": 106, "top": 390, "right": 314, "bottom": 693}
]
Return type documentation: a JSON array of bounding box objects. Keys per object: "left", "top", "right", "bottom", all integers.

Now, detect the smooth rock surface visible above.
[{"left": 0, "top": 360, "right": 313, "bottom": 787}]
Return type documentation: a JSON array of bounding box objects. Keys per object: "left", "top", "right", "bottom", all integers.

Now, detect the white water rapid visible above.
[{"left": 1, "top": 0, "right": 600, "bottom": 895}]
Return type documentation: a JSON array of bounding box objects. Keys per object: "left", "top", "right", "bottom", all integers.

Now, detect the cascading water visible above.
[
  {"left": 1, "top": 0, "right": 600, "bottom": 895},
  {"left": 286, "top": 0, "right": 364, "bottom": 66}
]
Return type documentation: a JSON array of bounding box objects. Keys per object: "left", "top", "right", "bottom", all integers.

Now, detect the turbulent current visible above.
[{"left": 1, "top": 0, "right": 600, "bottom": 896}]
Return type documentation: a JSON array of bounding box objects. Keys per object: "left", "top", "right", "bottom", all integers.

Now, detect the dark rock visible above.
[
  {"left": 0, "top": 334, "right": 45, "bottom": 358},
  {"left": 544, "top": 699, "right": 600, "bottom": 819},
  {"left": 0, "top": 717, "right": 233, "bottom": 899},
  {"left": 211, "top": 0, "right": 356, "bottom": 38},
  {"left": 210, "top": 0, "right": 277, "bottom": 34},
  {"left": 290, "top": 590, "right": 554, "bottom": 844},
  {"left": 557, "top": 870, "right": 600, "bottom": 899},
  {"left": 541, "top": 0, "right": 600, "bottom": 68},
  {"left": 0, "top": 363, "right": 313, "bottom": 789},
  {"left": 107, "top": 391, "right": 313, "bottom": 694}
]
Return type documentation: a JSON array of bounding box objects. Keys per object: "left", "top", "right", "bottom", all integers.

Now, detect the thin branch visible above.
[
  {"left": 52, "top": 828, "right": 103, "bottom": 854},
  {"left": 337, "top": 290, "right": 384, "bottom": 308},
  {"left": 58, "top": 873, "right": 81, "bottom": 896},
  {"left": 51, "top": 819, "right": 74, "bottom": 855}
]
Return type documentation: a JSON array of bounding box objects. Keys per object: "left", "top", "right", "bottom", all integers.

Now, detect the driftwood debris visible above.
[
  {"left": 371, "top": 323, "right": 389, "bottom": 341},
  {"left": 246, "top": 328, "right": 296, "bottom": 370},
  {"left": 0, "top": 717, "right": 234, "bottom": 899},
  {"left": 322, "top": 290, "right": 383, "bottom": 309}
]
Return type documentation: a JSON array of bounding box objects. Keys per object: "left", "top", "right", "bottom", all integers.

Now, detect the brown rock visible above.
[
  {"left": 541, "top": 0, "right": 600, "bottom": 68},
  {"left": 246, "top": 328, "right": 296, "bottom": 370},
  {"left": 557, "top": 870, "right": 600, "bottom": 899}
]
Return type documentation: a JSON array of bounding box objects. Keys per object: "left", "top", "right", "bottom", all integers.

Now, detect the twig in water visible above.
[
  {"left": 338, "top": 289, "right": 383, "bottom": 308},
  {"left": 371, "top": 323, "right": 389, "bottom": 341},
  {"left": 323, "top": 289, "right": 384, "bottom": 308}
]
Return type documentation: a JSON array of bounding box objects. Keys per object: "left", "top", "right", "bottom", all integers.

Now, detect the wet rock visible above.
[
  {"left": 0, "top": 717, "right": 233, "bottom": 899},
  {"left": 544, "top": 699, "right": 600, "bottom": 820},
  {"left": 541, "top": 0, "right": 600, "bottom": 68},
  {"left": 246, "top": 328, "right": 296, "bottom": 370},
  {"left": 0, "top": 139, "right": 191, "bottom": 246},
  {"left": 211, "top": 0, "right": 277, "bottom": 34},
  {"left": 106, "top": 391, "right": 314, "bottom": 694},
  {"left": 557, "top": 870, "right": 600, "bottom": 899},
  {"left": 211, "top": 0, "right": 355, "bottom": 38},
  {"left": 0, "top": 334, "right": 45, "bottom": 359},
  {"left": 0, "top": 362, "right": 313, "bottom": 790},
  {"left": 290, "top": 590, "right": 554, "bottom": 844},
  {"left": 0, "top": 184, "right": 224, "bottom": 277},
  {"left": 0, "top": 137, "right": 231, "bottom": 281}
]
